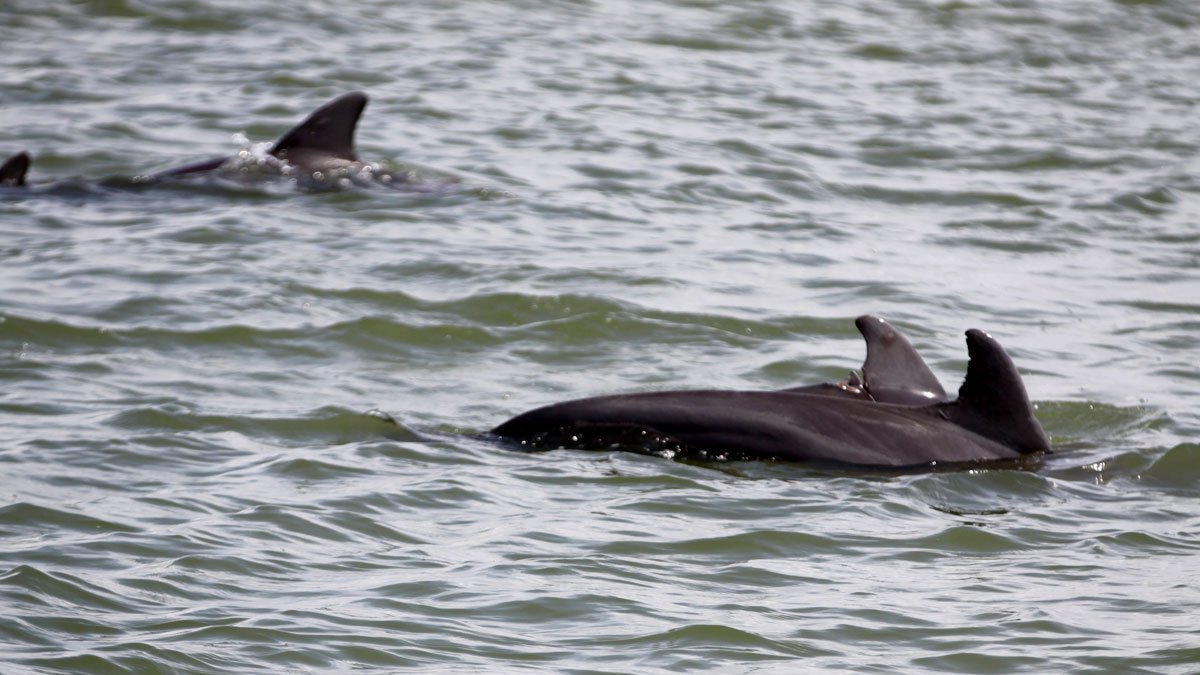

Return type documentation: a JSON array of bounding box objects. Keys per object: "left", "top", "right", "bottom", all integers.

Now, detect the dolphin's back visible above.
[{"left": 493, "top": 390, "right": 1022, "bottom": 467}]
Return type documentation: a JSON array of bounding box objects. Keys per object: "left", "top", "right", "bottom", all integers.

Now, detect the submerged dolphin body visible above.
[{"left": 491, "top": 322, "right": 1050, "bottom": 468}]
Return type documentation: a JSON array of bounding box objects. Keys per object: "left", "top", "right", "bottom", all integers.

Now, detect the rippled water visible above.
[{"left": 2, "top": 0, "right": 1199, "bottom": 672}]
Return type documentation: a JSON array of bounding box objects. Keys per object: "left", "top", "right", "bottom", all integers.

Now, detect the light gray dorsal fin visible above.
[
  {"left": 950, "top": 329, "right": 1050, "bottom": 454},
  {"left": 1, "top": 151, "right": 31, "bottom": 187},
  {"left": 854, "top": 315, "right": 948, "bottom": 405},
  {"left": 269, "top": 91, "right": 367, "bottom": 163}
]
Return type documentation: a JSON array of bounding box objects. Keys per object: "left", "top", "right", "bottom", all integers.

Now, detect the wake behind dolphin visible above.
[{"left": 491, "top": 316, "right": 1051, "bottom": 469}]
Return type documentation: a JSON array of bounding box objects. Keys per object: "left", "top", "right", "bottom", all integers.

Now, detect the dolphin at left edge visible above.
[{"left": 3, "top": 91, "right": 466, "bottom": 193}]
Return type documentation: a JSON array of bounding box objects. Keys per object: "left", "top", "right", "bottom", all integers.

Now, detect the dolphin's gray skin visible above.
[
  {"left": 0, "top": 151, "right": 30, "bottom": 186},
  {"left": 491, "top": 325, "right": 1050, "bottom": 468},
  {"left": 154, "top": 91, "right": 370, "bottom": 181},
  {"left": 782, "top": 314, "right": 948, "bottom": 405}
]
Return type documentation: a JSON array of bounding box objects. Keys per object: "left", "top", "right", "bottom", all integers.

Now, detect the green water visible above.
[{"left": 2, "top": 0, "right": 1198, "bottom": 672}]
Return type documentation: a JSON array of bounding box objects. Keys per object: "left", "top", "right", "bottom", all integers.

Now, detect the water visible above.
[{"left": 2, "top": 0, "right": 1199, "bottom": 671}]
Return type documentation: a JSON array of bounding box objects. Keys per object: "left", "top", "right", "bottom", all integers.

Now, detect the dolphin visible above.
[
  {"left": 491, "top": 322, "right": 1051, "bottom": 468},
  {"left": 0, "top": 151, "right": 30, "bottom": 187},
  {"left": 782, "top": 314, "right": 948, "bottom": 405},
  {"left": 3, "top": 93, "right": 457, "bottom": 193},
  {"left": 153, "top": 91, "right": 372, "bottom": 181}
]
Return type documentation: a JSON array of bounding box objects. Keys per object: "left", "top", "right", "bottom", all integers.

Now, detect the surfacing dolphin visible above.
[
  {"left": 3, "top": 92, "right": 461, "bottom": 194},
  {"left": 150, "top": 91, "right": 452, "bottom": 191},
  {"left": 491, "top": 318, "right": 1050, "bottom": 469},
  {"left": 0, "top": 151, "right": 30, "bottom": 187}
]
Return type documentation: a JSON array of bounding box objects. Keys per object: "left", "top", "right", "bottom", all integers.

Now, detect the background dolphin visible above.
[
  {"left": 0, "top": 151, "right": 30, "bottom": 186},
  {"left": 3, "top": 95, "right": 368, "bottom": 188},
  {"left": 3, "top": 93, "right": 458, "bottom": 193},
  {"left": 155, "top": 91, "right": 368, "bottom": 180},
  {"left": 491, "top": 326, "right": 1051, "bottom": 468},
  {"left": 153, "top": 91, "right": 459, "bottom": 192}
]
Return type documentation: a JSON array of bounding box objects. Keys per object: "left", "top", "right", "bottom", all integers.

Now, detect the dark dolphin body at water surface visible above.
[
  {"left": 2, "top": 92, "right": 456, "bottom": 193},
  {"left": 0, "top": 151, "right": 30, "bottom": 186},
  {"left": 152, "top": 91, "right": 427, "bottom": 188},
  {"left": 492, "top": 318, "right": 1050, "bottom": 469}
]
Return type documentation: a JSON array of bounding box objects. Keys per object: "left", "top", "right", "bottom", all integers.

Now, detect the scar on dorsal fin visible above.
[
  {"left": 1, "top": 151, "right": 31, "bottom": 186},
  {"left": 269, "top": 91, "right": 367, "bottom": 163},
  {"left": 854, "top": 315, "right": 948, "bottom": 404},
  {"left": 948, "top": 329, "right": 1050, "bottom": 454}
]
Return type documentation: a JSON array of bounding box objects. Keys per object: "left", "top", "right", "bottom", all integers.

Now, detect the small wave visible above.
[
  {"left": 595, "top": 622, "right": 827, "bottom": 660},
  {"left": 0, "top": 565, "right": 142, "bottom": 613},
  {"left": 0, "top": 502, "right": 139, "bottom": 535},
  {"left": 901, "top": 524, "right": 1026, "bottom": 555},
  {"left": 639, "top": 35, "right": 755, "bottom": 52},
  {"left": 832, "top": 182, "right": 1044, "bottom": 208},
  {"left": 1036, "top": 401, "right": 1165, "bottom": 446},
  {"left": 107, "top": 405, "right": 422, "bottom": 446},
  {"left": 1141, "top": 443, "right": 1200, "bottom": 490},
  {"left": 929, "top": 234, "right": 1067, "bottom": 254},
  {"left": 597, "top": 529, "right": 844, "bottom": 560}
]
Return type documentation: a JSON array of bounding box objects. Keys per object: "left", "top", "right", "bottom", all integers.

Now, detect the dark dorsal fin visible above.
[
  {"left": 1, "top": 151, "right": 31, "bottom": 187},
  {"left": 855, "top": 315, "right": 948, "bottom": 404},
  {"left": 948, "top": 329, "right": 1050, "bottom": 454},
  {"left": 269, "top": 91, "right": 367, "bottom": 163}
]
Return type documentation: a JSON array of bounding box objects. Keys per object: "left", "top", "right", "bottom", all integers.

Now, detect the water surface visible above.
[{"left": 2, "top": 0, "right": 1198, "bottom": 672}]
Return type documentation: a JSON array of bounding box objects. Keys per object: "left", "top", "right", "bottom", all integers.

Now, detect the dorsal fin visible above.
[
  {"left": 1, "top": 151, "right": 31, "bottom": 187},
  {"left": 269, "top": 92, "right": 367, "bottom": 163},
  {"left": 855, "top": 315, "right": 948, "bottom": 404},
  {"left": 949, "top": 329, "right": 1050, "bottom": 454}
]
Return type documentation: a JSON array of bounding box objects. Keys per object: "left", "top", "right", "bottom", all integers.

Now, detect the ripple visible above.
[
  {"left": 598, "top": 530, "right": 846, "bottom": 560},
  {"left": 834, "top": 182, "right": 1044, "bottom": 208},
  {"left": 106, "top": 406, "right": 418, "bottom": 445},
  {"left": 1141, "top": 443, "right": 1200, "bottom": 489},
  {"left": 929, "top": 234, "right": 1066, "bottom": 254},
  {"left": 600, "top": 622, "right": 823, "bottom": 660},
  {"left": 902, "top": 525, "right": 1027, "bottom": 555},
  {"left": 640, "top": 35, "right": 754, "bottom": 52},
  {"left": 0, "top": 502, "right": 139, "bottom": 536}
]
